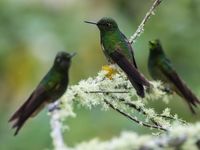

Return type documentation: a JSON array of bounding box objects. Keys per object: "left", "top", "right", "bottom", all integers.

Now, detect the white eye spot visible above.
[
  {"left": 57, "top": 58, "right": 61, "bottom": 62},
  {"left": 108, "top": 23, "right": 112, "bottom": 27}
]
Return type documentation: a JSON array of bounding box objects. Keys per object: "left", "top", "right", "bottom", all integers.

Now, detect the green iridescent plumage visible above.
[
  {"left": 85, "top": 17, "right": 150, "bottom": 97},
  {"left": 148, "top": 39, "right": 200, "bottom": 113},
  {"left": 9, "top": 51, "right": 75, "bottom": 135}
]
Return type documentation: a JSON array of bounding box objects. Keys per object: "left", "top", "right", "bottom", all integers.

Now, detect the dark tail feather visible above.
[
  {"left": 9, "top": 95, "right": 33, "bottom": 122},
  {"left": 9, "top": 101, "right": 32, "bottom": 136},
  {"left": 160, "top": 65, "right": 200, "bottom": 113},
  {"left": 176, "top": 84, "right": 200, "bottom": 114},
  {"left": 9, "top": 92, "right": 47, "bottom": 136},
  {"left": 128, "top": 75, "right": 145, "bottom": 98},
  {"left": 11, "top": 101, "right": 46, "bottom": 136},
  {"left": 109, "top": 50, "right": 150, "bottom": 98},
  {"left": 12, "top": 117, "right": 28, "bottom": 136},
  {"left": 188, "top": 103, "right": 196, "bottom": 114},
  {"left": 167, "top": 73, "right": 200, "bottom": 113}
]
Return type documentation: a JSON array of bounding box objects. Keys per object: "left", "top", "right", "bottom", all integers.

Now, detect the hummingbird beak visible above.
[
  {"left": 149, "top": 41, "right": 155, "bottom": 50},
  {"left": 149, "top": 39, "right": 160, "bottom": 47},
  {"left": 84, "top": 21, "right": 97, "bottom": 25},
  {"left": 149, "top": 41, "right": 154, "bottom": 46},
  {"left": 70, "top": 52, "right": 76, "bottom": 58}
]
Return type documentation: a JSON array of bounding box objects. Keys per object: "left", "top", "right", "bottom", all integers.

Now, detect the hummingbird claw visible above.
[{"left": 48, "top": 101, "right": 61, "bottom": 112}]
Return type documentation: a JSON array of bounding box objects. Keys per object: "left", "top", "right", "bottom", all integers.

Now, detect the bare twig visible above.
[
  {"left": 104, "top": 100, "right": 167, "bottom": 131},
  {"left": 129, "top": 0, "right": 163, "bottom": 44}
]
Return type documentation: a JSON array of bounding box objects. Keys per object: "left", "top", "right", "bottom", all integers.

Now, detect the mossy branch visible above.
[{"left": 48, "top": 67, "right": 189, "bottom": 150}]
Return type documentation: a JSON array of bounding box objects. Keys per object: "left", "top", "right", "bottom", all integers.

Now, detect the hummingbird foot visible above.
[
  {"left": 48, "top": 101, "right": 61, "bottom": 112},
  {"left": 157, "top": 85, "right": 173, "bottom": 95},
  {"left": 102, "top": 65, "right": 118, "bottom": 79},
  {"left": 145, "top": 83, "right": 154, "bottom": 94}
]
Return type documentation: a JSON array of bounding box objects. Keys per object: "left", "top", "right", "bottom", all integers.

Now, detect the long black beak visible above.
[
  {"left": 84, "top": 21, "right": 97, "bottom": 25},
  {"left": 70, "top": 52, "right": 76, "bottom": 58}
]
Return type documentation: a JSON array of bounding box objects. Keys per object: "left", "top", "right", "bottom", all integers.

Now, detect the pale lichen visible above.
[{"left": 48, "top": 65, "right": 194, "bottom": 150}]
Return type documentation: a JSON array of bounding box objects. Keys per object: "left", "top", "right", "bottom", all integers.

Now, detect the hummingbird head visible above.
[
  {"left": 149, "top": 39, "right": 163, "bottom": 53},
  {"left": 85, "top": 17, "right": 118, "bottom": 32},
  {"left": 97, "top": 17, "right": 118, "bottom": 32},
  {"left": 54, "top": 51, "right": 76, "bottom": 72}
]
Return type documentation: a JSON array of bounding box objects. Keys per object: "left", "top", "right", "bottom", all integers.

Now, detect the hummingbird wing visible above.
[
  {"left": 110, "top": 49, "right": 150, "bottom": 97},
  {"left": 159, "top": 58, "right": 200, "bottom": 113},
  {"left": 9, "top": 85, "right": 50, "bottom": 135},
  {"left": 120, "top": 32, "right": 137, "bottom": 68},
  {"left": 8, "top": 70, "right": 64, "bottom": 135}
]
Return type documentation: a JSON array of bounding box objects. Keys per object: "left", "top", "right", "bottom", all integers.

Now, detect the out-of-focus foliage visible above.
[{"left": 0, "top": 0, "right": 200, "bottom": 149}]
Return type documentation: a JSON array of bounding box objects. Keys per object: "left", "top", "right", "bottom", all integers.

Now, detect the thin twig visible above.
[
  {"left": 104, "top": 100, "right": 167, "bottom": 131},
  {"left": 89, "top": 90, "right": 163, "bottom": 126},
  {"left": 115, "top": 97, "right": 162, "bottom": 127},
  {"left": 88, "top": 90, "right": 129, "bottom": 94},
  {"left": 123, "top": 101, "right": 162, "bottom": 126},
  {"left": 89, "top": 88, "right": 185, "bottom": 125},
  {"left": 129, "top": 0, "right": 163, "bottom": 44},
  {"left": 123, "top": 101, "right": 186, "bottom": 124}
]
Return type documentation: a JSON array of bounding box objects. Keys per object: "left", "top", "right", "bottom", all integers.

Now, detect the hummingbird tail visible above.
[
  {"left": 128, "top": 75, "right": 145, "bottom": 98},
  {"left": 9, "top": 100, "right": 32, "bottom": 136},
  {"left": 110, "top": 50, "right": 150, "bottom": 97},
  {"left": 13, "top": 117, "right": 27, "bottom": 136},
  {"left": 9, "top": 95, "right": 33, "bottom": 122},
  {"left": 176, "top": 84, "right": 200, "bottom": 114},
  {"left": 9, "top": 88, "right": 48, "bottom": 136},
  {"left": 161, "top": 67, "right": 200, "bottom": 113},
  {"left": 11, "top": 102, "right": 47, "bottom": 136}
]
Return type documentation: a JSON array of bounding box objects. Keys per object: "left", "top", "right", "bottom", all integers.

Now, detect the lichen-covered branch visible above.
[
  {"left": 104, "top": 99, "right": 167, "bottom": 131},
  {"left": 49, "top": 109, "right": 68, "bottom": 150},
  {"left": 72, "top": 123, "right": 200, "bottom": 150},
  {"left": 49, "top": 65, "right": 188, "bottom": 150},
  {"left": 129, "top": 0, "right": 163, "bottom": 44},
  {"left": 58, "top": 65, "right": 180, "bottom": 128},
  {"left": 50, "top": 105, "right": 200, "bottom": 150}
]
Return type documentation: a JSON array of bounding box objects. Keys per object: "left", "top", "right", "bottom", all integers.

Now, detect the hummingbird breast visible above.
[
  {"left": 50, "top": 78, "right": 68, "bottom": 102},
  {"left": 100, "top": 31, "right": 133, "bottom": 63}
]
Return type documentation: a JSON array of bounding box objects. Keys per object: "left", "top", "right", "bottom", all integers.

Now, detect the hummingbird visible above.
[
  {"left": 9, "top": 51, "right": 75, "bottom": 136},
  {"left": 148, "top": 39, "right": 200, "bottom": 113},
  {"left": 85, "top": 17, "right": 150, "bottom": 98}
]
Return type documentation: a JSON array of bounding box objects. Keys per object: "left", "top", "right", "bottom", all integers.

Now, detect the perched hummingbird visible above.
[
  {"left": 148, "top": 39, "right": 200, "bottom": 113},
  {"left": 85, "top": 17, "right": 150, "bottom": 97},
  {"left": 9, "top": 51, "right": 75, "bottom": 135}
]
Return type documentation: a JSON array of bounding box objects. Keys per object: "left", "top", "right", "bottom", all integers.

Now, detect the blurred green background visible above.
[{"left": 0, "top": 0, "right": 200, "bottom": 149}]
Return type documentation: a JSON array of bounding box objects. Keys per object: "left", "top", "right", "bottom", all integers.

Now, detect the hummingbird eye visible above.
[
  {"left": 56, "top": 57, "right": 61, "bottom": 63},
  {"left": 107, "top": 23, "right": 111, "bottom": 27}
]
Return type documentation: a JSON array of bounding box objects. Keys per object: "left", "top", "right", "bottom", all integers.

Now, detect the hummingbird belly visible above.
[{"left": 49, "top": 82, "right": 68, "bottom": 102}]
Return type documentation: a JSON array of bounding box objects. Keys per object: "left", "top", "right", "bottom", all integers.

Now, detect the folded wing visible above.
[{"left": 110, "top": 50, "right": 150, "bottom": 97}]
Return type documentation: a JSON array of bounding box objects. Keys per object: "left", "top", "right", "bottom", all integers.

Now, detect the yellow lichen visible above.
[{"left": 101, "top": 65, "right": 118, "bottom": 79}]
